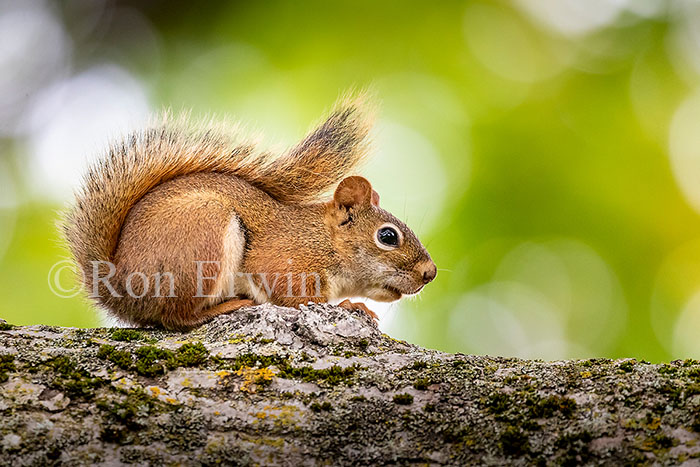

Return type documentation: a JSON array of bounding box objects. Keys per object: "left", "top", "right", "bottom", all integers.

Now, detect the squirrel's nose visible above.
[{"left": 418, "top": 261, "right": 437, "bottom": 284}]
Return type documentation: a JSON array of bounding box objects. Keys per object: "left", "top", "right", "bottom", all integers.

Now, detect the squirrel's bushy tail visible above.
[
  {"left": 63, "top": 93, "right": 374, "bottom": 277},
  {"left": 256, "top": 93, "right": 375, "bottom": 204}
]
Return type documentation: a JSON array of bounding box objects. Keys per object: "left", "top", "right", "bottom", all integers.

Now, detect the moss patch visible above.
[
  {"left": 692, "top": 416, "right": 700, "bottom": 433},
  {"left": 97, "top": 388, "right": 175, "bottom": 443},
  {"left": 485, "top": 393, "right": 511, "bottom": 415},
  {"left": 408, "top": 360, "right": 428, "bottom": 370},
  {"left": 528, "top": 395, "right": 577, "bottom": 419},
  {"left": 500, "top": 426, "right": 529, "bottom": 456},
  {"left": 229, "top": 353, "right": 288, "bottom": 371},
  {"left": 618, "top": 361, "right": 635, "bottom": 373},
  {"left": 133, "top": 346, "right": 177, "bottom": 377},
  {"left": 484, "top": 392, "right": 576, "bottom": 420},
  {"left": 658, "top": 364, "right": 678, "bottom": 375},
  {"left": 413, "top": 377, "right": 431, "bottom": 390},
  {"left": 110, "top": 329, "right": 147, "bottom": 342},
  {"left": 310, "top": 402, "right": 333, "bottom": 412},
  {"left": 393, "top": 393, "right": 413, "bottom": 405},
  {"left": 174, "top": 343, "right": 209, "bottom": 367},
  {"left": 46, "top": 355, "right": 103, "bottom": 398},
  {"left": 0, "top": 322, "right": 14, "bottom": 331},
  {"left": 555, "top": 431, "right": 592, "bottom": 466},
  {"left": 218, "top": 353, "right": 358, "bottom": 385},
  {"left": 97, "top": 343, "right": 210, "bottom": 376},
  {"left": 278, "top": 363, "right": 358, "bottom": 386},
  {"left": 658, "top": 382, "right": 684, "bottom": 408},
  {"left": 641, "top": 433, "right": 677, "bottom": 453},
  {"left": 97, "top": 345, "right": 132, "bottom": 370},
  {"left": 0, "top": 354, "right": 16, "bottom": 382}
]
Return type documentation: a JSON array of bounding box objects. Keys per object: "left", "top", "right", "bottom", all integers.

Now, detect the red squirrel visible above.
[{"left": 63, "top": 94, "right": 436, "bottom": 330}]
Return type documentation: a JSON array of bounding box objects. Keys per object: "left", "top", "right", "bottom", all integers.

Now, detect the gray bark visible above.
[{"left": 0, "top": 305, "right": 699, "bottom": 466}]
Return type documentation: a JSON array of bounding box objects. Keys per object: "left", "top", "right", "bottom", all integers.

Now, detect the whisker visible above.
[{"left": 417, "top": 208, "right": 427, "bottom": 234}]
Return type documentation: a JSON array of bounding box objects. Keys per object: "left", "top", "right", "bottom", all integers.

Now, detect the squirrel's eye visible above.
[{"left": 377, "top": 227, "right": 399, "bottom": 248}]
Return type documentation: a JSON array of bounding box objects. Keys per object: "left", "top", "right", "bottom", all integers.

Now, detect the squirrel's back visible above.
[{"left": 63, "top": 94, "right": 374, "bottom": 302}]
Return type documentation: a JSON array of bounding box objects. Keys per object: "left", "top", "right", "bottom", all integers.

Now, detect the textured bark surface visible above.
[{"left": 0, "top": 305, "right": 699, "bottom": 466}]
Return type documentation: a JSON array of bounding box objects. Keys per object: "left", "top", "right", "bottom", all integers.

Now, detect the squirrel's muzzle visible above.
[{"left": 416, "top": 260, "right": 437, "bottom": 285}]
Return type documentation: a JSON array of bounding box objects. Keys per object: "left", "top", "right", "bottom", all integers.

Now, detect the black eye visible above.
[{"left": 377, "top": 227, "right": 399, "bottom": 247}]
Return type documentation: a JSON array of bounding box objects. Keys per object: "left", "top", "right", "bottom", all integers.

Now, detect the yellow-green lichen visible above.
[
  {"left": 219, "top": 353, "right": 357, "bottom": 387},
  {"left": 253, "top": 333, "right": 274, "bottom": 344},
  {"left": 237, "top": 366, "right": 275, "bottom": 393}
]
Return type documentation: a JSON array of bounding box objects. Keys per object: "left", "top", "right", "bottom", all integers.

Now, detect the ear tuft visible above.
[{"left": 334, "top": 176, "right": 373, "bottom": 209}]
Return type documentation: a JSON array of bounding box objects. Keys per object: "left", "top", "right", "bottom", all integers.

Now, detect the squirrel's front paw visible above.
[{"left": 338, "top": 299, "right": 378, "bottom": 324}]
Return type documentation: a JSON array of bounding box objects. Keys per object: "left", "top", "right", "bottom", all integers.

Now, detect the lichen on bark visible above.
[{"left": 0, "top": 304, "right": 699, "bottom": 465}]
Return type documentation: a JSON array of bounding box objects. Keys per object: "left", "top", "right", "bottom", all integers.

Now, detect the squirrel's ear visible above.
[
  {"left": 334, "top": 176, "right": 373, "bottom": 209},
  {"left": 371, "top": 189, "right": 380, "bottom": 207}
]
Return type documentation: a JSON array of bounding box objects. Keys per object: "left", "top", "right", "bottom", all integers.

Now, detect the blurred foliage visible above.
[{"left": 1, "top": 0, "right": 700, "bottom": 361}]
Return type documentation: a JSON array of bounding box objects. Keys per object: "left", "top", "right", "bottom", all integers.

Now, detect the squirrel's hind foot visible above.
[
  {"left": 207, "top": 298, "right": 256, "bottom": 316},
  {"left": 166, "top": 298, "right": 256, "bottom": 330}
]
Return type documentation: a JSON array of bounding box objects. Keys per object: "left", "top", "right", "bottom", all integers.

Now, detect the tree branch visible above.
[{"left": 0, "top": 305, "right": 698, "bottom": 465}]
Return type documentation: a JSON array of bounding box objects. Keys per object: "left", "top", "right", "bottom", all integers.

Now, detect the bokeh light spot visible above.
[
  {"left": 669, "top": 89, "right": 700, "bottom": 216},
  {"left": 449, "top": 239, "right": 626, "bottom": 359},
  {"left": 464, "top": 3, "right": 567, "bottom": 83},
  {"left": 673, "top": 289, "right": 700, "bottom": 357},
  {"left": 513, "top": 0, "right": 630, "bottom": 37},
  {"left": 25, "top": 65, "right": 150, "bottom": 201},
  {"left": 365, "top": 121, "right": 448, "bottom": 236},
  {"left": 0, "top": 0, "right": 71, "bottom": 135}
]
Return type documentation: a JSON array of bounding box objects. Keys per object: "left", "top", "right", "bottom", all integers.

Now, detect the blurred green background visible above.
[{"left": 2, "top": 0, "right": 700, "bottom": 361}]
